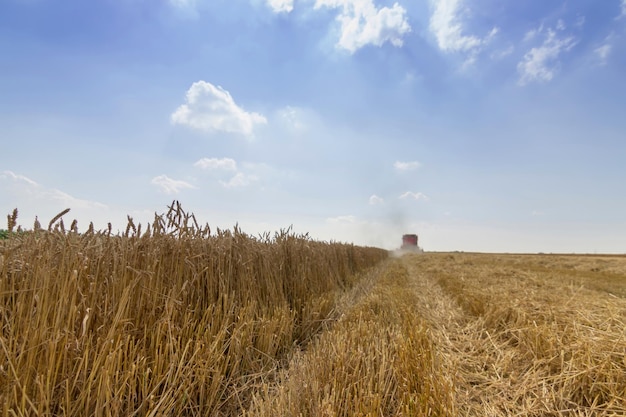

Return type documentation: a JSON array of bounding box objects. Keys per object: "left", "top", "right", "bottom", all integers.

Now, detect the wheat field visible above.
[
  {"left": 0, "top": 204, "right": 386, "bottom": 416},
  {"left": 1, "top": 205, "right": 625, "bottom": 416}
]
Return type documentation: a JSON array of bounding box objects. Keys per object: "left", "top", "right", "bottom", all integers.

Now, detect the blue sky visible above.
[{"left": 1, "top": 0, "right": 625, "bottom": 252}]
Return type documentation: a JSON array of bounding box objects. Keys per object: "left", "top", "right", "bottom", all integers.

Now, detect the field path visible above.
[{"left": 402, "top": 257, "right": 499, "bottom": 415}]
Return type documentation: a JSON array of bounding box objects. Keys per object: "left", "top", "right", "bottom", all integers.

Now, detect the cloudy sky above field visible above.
[{"left": 1, "top": 0, "right": 626, "bottom": 253}]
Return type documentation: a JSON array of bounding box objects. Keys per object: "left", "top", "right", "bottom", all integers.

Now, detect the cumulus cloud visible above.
[
  {"left": 151, "top": 175, "right": 196, "bottom": 194},
  {"left": 314, "top": 0, "right": 411, "bottom": 53},
  {"left": 369, "top": 194, "right": 384, "bottom": 205},
  {"left": 394, "top": 160, "right": 421, "bottom": 171},
  {"left": 399, "top": 191, "right": 429, "bottom": 201},
  {"left": 194, "top": 157, "right": 238, "bottom": 171},
  {"left": 171, "top": 81, "right": 267, "bottom": 136},
  {"left": 517, "top": 27, "right": 577, "bottom": 85},
  {"left": 267, "top": 0, "right": 294, "bottom": 13},
  {"left": 429, "top": 0, "right": 495, "bottom": 54},
  {"left": 219, "top": 173, "right": 259, "bottom": 188},
  {"left": 193, "top": 158, "right": 268, "bottom": 188}
]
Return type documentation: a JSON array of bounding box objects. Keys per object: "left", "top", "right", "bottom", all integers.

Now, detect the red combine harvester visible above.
[{"left": 401, "top": 234, "right": 419, "bottom": 250}]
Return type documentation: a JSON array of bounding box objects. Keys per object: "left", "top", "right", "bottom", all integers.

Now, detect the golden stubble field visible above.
[
  {"left": 401, "top": 253, "right": 626, "bottom": 416},
  {"left": 248, "top": 253, "right": 626, "bottom": 417},
  {"left": 1, "top": 207, "right": 625, "bottom": 416}
]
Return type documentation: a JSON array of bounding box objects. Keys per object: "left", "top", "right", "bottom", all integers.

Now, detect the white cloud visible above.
[
  {"left": 517, "top": 28, "right": 577, "bottom": 85},
  {"left": 194, "top": 157, "right": 238, "bottom": 171},
  {"left": 369, "top": 194, "right": 384, "bottom": 205},
  {"left": 522, "top": 25, "right": 543, "bottom": 43},
  {"left": 595, "top": 43, "right": 612, "bottom": 65},
  {"left": 620, "top": 0, "right": 626, "bottom": 19},
  {"left": 1, "top": 170, "right": 107, "bottom": 210},
  {"left": 399, "top": 191, "right": 429, "bottom": 201},
  {"left": 486, "top": 27, "right": 499, "bottom": 41},
  {"left": 1, "top": 170, "right": 38, "bottom": 187},
  {"left": 169, "top": 0, "right": 195, "bottom": 8},
  {"left": 171, "top": 81, "right": 267, "bottom": 137},
  {"left": 0, "top": 170, "right": 113, "bottom": 231},
  {"left": 219, "top": 173, "right": 259, "bottom": 188},
  {"left": 278, "top": 106, "right": 307, "bottom": 131},
  {"left": 326, "top": 215, "right": 357, "bottom": 224},
  {"left": 314, "top": 0, "right": 411, "bottom": 53},
  {"left": 46, "top": 189, "right": 108, "bottom": 210},
  {"left": 151, "top": 175, "right": 196, "bottom": 194},
  {"left": 267, "top": 0, "right": 294, "bottom": 13},
  {"left": 491, "top": 45, "right": 514, "bottom": 60},
  {"left": 167, "top": 0, "right": 199, "bottom": 17},
  {"left": 194, "top": 158, "right": 269, "bottom": 188},
  {"left": 394, "top": 160, "right": 421, "bottom": 171},
  {"left": 429, "top": 0, "right": 494, "bottom": 53}
]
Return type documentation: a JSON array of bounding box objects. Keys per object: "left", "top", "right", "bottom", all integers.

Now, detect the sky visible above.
[{"left": 1, "top": 0, "right": 626, "bottom": 253}]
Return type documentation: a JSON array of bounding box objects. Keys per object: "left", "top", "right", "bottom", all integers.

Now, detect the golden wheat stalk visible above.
[{"left": 47, "top": 208, "right": 70, "bottom": 231}]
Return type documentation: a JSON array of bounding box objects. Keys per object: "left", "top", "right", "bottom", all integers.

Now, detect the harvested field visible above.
[
  {"left": 406, "top": 253, "right": 626, "bottom": 416},
  {"left": 250, "top": 253, "right": 626, "bottom": 416}
]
